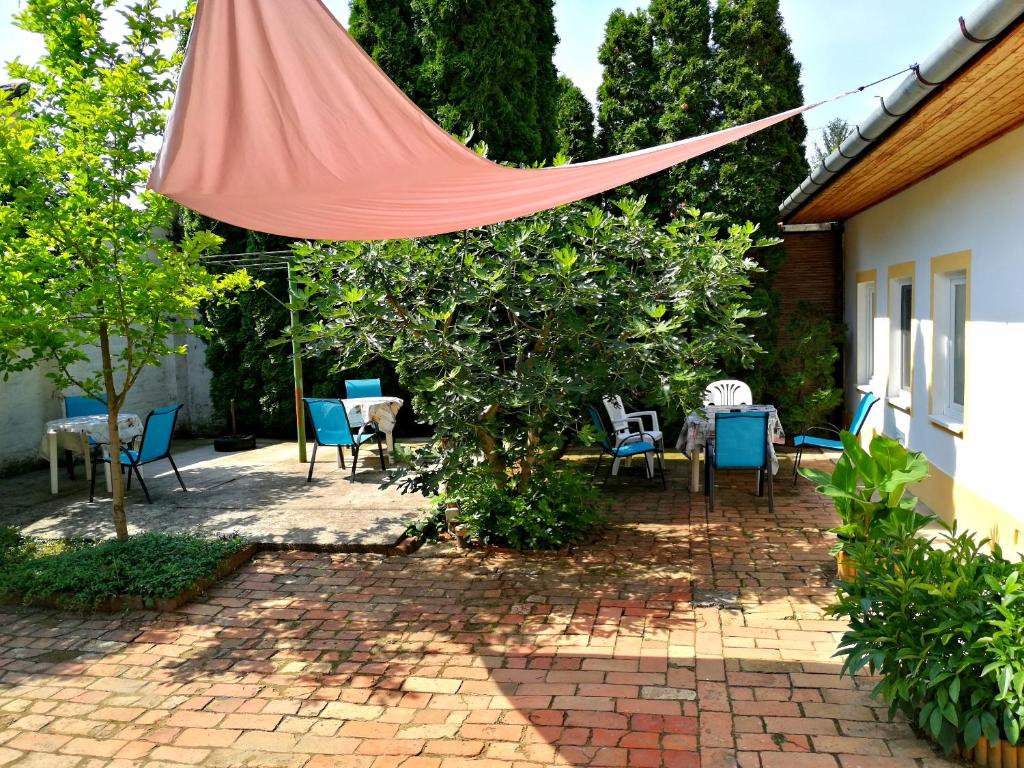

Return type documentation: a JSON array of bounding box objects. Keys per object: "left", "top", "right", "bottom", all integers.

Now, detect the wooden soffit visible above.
[{"left": 789, "top": 19, "right": 1024, "bottom": 224}]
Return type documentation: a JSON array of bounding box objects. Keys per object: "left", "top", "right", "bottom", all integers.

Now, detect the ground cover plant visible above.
[
  {"left": 0, "top": 529, "right": 246, "bottom": 610},
  {"left": 295, "top": 201, "right": 767, "bottom": 549},
  {"left": 807, "top": 441, "right": 1024, "bottom": 755}
]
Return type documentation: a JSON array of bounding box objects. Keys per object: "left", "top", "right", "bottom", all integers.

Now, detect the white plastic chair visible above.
[
  {"left": 703, "top": 379, "right": 753, "bottom": 406},
  {"left": 603, "top": 396, "right": 664, "bottom": 476}
]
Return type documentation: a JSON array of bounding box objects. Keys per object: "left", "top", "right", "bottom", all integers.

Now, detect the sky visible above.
[{"left": 1, "top": 0, "right": 971, "bottom": 161}]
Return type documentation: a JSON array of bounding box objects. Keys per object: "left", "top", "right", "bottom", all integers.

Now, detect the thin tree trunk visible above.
[{"left": 99, "top": 323, "right": 129, "bottom": 541}]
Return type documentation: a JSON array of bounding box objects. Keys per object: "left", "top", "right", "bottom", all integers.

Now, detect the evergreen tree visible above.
[
  {"left": 596, "top": 9, "right": 664, "bottom": 208},
  {"left": 597, "top": 0, "right": 714, "bottom": 217},
  {"left": 812, "top": 117, "right": 851, "bottom": 167},
  {"left": 650, "top": 0, "right": 715, "bottom": 214},
  {"left": 348, "top": 0, "right": 425, "bottom": 106},
  {"left": 710, "top": 0, "right": 807, "bottom": 226},
  {"left": 554, "top": 76, "right": 598, "bottom": 162},
  {"left": 710, "top": 0, "right": 809, "bottom": 403},
  {"left": 411, "top": 0, "right": 559, "bottom": 164}
]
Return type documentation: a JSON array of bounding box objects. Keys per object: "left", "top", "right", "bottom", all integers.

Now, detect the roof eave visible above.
[{"left": 779, "top": 0, "right": 1024, "bottom": 223}]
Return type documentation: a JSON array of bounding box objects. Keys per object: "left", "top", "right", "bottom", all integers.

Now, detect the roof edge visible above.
[{"left": 779, "top": 0, "right": 1024, "bottom": 222}]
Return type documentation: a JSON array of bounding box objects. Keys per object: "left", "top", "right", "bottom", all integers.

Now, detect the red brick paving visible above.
[{"left": 0, "top": 454, "right": 956, "bottom": 766}]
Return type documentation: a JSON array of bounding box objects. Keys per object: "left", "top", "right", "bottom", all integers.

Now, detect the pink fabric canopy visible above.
[{"left": 149, "top": 0, "right": 826, "bottom": 241}]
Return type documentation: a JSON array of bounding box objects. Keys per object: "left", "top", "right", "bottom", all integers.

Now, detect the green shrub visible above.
[
  {"left": 445, "top": 464, "right": 606, "bottom": 551},
  {"left": 807, "top": 439, "right": 1024, "bottom": 753},
  {"left": 800, "top": 431, "right": 928, "bottom": 554},
  {"left": 770, "top": 302, "right": 844, "bottom": 435},
  {"left": 0, "top": 531, "right": 247, "bottom": 610},
  {"left": 830, "top": 509, "right": 1024, "bottom": 754}
]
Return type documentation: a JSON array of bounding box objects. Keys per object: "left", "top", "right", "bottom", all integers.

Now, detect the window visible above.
[
  {"left": 856, "top": 280, "right": 875, "bottom": 385},
  {"left": 888, "top": 272, "right": 914, "bottom": 405},
  {"left": 898, "top": 282, "right": 913, "bottom": 392},
  {"left": 932, "top": 268, "right": 967, "bottom": 427}
]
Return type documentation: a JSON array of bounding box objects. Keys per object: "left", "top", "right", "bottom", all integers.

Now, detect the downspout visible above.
[{"left": 779, "top": 0, "right": 1024, "bottom": 221}]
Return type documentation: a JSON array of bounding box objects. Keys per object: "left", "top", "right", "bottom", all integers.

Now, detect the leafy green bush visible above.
[
  {"left": 0, "top": 531, "right": 247, "bottom": 610},
  {"left": 830, "top": 508, "right": 1024, "bottom": 754},
  {"left": 445, "top": 464, "right": 606, "bottom": 551},
  {"left": 800, "top": 432, "right": 928, "bottom": 554},
  {"left": 298, "top": 201, "right": 767, "bottom": 508},
  {"left": 770, "top": 302, "right": 844, "bottom": 436}
]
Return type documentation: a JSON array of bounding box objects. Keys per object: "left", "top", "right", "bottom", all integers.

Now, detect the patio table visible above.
[
  {"left": 676, "top": 404, "right": 785, "bottom": 492},
  {"left": 40, "top": 413, "right": 144, "bottom": 495},
  {"left": 341, "top": 396, "right": 403, "bottom": 454}
]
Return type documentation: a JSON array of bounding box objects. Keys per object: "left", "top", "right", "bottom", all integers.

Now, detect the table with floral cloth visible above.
[
  {"left": 40, "top": 413, "right": 144, "bottom": 495},
  {"left": 341, "top": 396, "right": 403, "bottom": 453},
  {"left": 675, "top": 404, "right": 785, "bottom": 492}
]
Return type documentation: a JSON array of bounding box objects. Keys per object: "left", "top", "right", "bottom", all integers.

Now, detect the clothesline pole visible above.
[{"left": 287, "top": 261, "right": 308, "bottom": 463}]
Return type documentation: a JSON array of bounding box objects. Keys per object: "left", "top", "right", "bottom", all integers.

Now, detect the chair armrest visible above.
[
  {"left": 625, "top": 410, "right": 660, "bottom": 432},
  {"left": 610, "top": 417, "right": 646, "bottom": 434},
  {"left": 621, "top": 429, "right": 659, "bottom": 446},
  {"left": 805, "top": 425, "right": 842, "bottom": 438}
]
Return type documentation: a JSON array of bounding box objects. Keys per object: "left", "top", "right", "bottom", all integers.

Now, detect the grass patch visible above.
[{"left": 0, "top": 528, "right": 248, "bottom": 610}]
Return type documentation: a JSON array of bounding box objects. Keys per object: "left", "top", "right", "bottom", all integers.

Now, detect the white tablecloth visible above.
[
  {"left": 341, "top": 396, "right": 403, "bottom": 434},
  {"left": 676, "top": 404, "right": 785, "bottom": 474},
  {"left": 39, "top": 413, "right": 144, "bottom": 458}
]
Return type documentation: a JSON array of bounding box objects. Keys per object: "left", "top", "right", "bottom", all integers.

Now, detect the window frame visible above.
[
  {"left": 855, "top": 273, "right": 876, "bottom": 388},
  {"left": 887, "top": 262, "right": 916, "bottom": 410},
  {"left": 930, "top": 251, "right": 970, "bottom": 435}
]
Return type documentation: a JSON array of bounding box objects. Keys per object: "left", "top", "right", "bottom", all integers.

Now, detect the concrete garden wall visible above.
[{"left": 0, "top": 328, "right": 214, "bottom": 473}]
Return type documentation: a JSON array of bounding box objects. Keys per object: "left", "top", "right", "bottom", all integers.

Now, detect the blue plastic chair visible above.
[
  {"left": 588, "top": 405, "right": 666, "bottom": 489},
  {"left": 304, "top": 398, "right": 386, "bottom": 481},
  {"left": 344, "top": 379, "right": 383, "bottom": 399},
  {"left": 64, "top": 395, "right": 108, "bottom": 418},
  {"left": 90, "top": 405, "right": 186, "bottom": 503},
  {"left": 792, "top": 392, "right": 880, "bottom": 484},
  {"left": 63, "top": 395, "right": 109, "bottom": 479},
  {"left": 707, "top": 411, "right": 773, "bottom": 514}
]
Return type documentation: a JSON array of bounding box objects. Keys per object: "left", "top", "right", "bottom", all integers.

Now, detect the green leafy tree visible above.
[
  {"left": 649, "top": 0, "right": 715, "bottom": 214},
  {"left": 294, "top": 201, "right": 767, "bottom": 515},
  {"left": 596, "top": 0, "right": 714, "bottom": 217},
  {"left": 812, "top": 117, "right": 851, "bottom": 167},
  {"left": 554, "top": 76, "right": 598, "bottom": 162},
  {"left": 411, "top": 0, "right": 559, "bottom": 164},
  {"left": 0, "top": 0, "right": 247, "bottom": 539},
  {"left": 348, "top": 0, "right": 426, "bottom": 106},
  {"left": 710, "top": 0, "right": 806, "bottom": 224},
  {"left": 597, "top": 9, "right": 663, "bottom": 206},
  {"left": 710, "top": 0, "right": 807, "bottom": 403}
]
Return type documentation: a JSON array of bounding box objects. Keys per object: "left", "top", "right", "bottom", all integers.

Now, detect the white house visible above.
[{"left": 779, "top": 0, "right": 1024, "bottom": 550}]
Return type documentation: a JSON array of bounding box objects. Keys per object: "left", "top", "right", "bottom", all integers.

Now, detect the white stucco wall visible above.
[
  {"left": 0, "top": 334, "right": 214, "bottom": 472},
  {"left": 844, "top": 123, "right": 1024, "bottom": 525}
]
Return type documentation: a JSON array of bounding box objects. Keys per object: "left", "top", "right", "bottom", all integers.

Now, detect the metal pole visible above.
[{"left": 287, "top": 261, "right": 307, "bottom": 463}]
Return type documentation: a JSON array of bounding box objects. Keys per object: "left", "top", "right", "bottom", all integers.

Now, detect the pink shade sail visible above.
[{"left": 149, "top": 0, "right": 827, "bottom": 241}]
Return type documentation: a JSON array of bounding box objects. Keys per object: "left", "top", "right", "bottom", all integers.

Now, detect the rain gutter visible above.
[{"left": 778, "top": 0, "right": 1024, "bottom": 222}]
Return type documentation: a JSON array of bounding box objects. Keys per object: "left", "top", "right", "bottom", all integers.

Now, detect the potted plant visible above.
[{"left": 799, "top": 431, "right": 928, "bottom": 579}]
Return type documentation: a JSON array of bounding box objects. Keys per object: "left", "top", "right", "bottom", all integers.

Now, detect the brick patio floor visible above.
[{"left": 0, "top": 454, "right": 957, "bottom": 767}]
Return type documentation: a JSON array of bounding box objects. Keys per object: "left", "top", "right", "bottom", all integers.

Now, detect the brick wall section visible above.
[{"left": 775, "top": 229, "right": 843, "bottom": 343}]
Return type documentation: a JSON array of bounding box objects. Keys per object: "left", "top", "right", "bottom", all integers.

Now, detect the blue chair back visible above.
[
  {"left": 849, "top": 392, "right": 880, "bottom": 436},
  {"left": 587, "top": 405, "right": 612, "bottom": 451},
  {"left": 64, "top": 395, "right": 107, "bottom": 418},
  {"left": 345, "top": 379, "right": 382, "bottom": 399},
  {"left": 714, "top": 411, "right": 769, "bottom": 469},
  {"left": 138, "top": 405, "right": 182, "bottom": 463},
  {"left": 304, "top": 398, "right": 355, "bottom": 447}
]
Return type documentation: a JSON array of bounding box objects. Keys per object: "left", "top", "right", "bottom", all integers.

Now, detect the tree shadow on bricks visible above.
[{"left": 0, "top": 453, "right": 956, "bottom": 767}]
